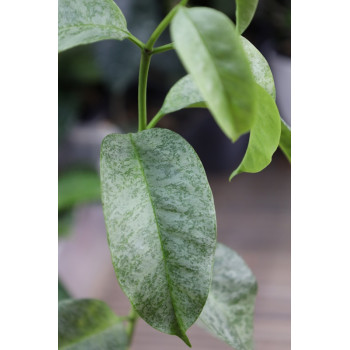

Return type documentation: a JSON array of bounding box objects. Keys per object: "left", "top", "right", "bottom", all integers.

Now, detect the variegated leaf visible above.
[
  {"left": 58, "top": 0, "right": 129, "bottom": 52},
  {"left": 100, "top": 128, "right": 217, "bottom": 346},
  {"left": 58, "top": 299, "right": 128, "bottom": 350},
  {"left": 198, "top": 243, "right": 257, "bottom": 350}
]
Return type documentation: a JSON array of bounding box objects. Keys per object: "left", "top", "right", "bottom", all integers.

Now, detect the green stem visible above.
[
  {"left": 126, "top": 306, "right": 139, "bottom": 348},
  {"left": 145, "top": 0, "right": 188, "bottom": 50},
  {"left": 138, "top": 50, "right": 152, "bottom": 131},
  {"left": 137, "top": 0, "right": 188, "bottom": 132},
  {"left": 146, "top": 110, "right": 165, "bottom": 129},
  {"left": 127, "top": 33, "right": 145, "bottom": 50},
  {"left": 152, "top": 43, "right": 175, "bottom": 55}
]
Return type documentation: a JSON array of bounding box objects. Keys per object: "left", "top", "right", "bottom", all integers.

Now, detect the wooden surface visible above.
[{"left": 58, "top": 154, "right": 290, "bottom": 350}]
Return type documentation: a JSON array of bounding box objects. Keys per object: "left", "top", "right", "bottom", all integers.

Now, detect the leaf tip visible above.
[
  {"left": 229, "top": 169, "right": 240, "bottom": 181},
  {"left": 179, "top": 332, "right": 192, "bottom": 347}
]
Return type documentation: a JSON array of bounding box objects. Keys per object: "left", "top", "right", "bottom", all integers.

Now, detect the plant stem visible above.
[
  {"left": 126, "top": 306, "right": 139, "bottom": 348},
  {"left": 127, "top": 33, "right": 145, "bottom": 50},
  {"left": 152, "top": 43, "right": 175, "bottom": 55},
  {"left": 145, "top": 0, "right": 188, "bottom": 50},
  {"left": 146, "top": 110, "right": 165, "bottom": 129},
  {"left": 138, "top": 0, "right": 188, "bottom": 131},
  {"left": 138, "top": 49, "right": 152, "bottom": 131}
]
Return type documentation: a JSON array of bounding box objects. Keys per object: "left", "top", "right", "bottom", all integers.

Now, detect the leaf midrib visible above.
[
  {"left": 128, "top": 133, "right": 185, "bottom": 335},
  {"left": 179, "top": 9, "right": 236, "bottom": 122}
]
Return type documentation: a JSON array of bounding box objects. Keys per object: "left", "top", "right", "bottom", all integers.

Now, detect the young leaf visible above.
[
  {"left": 58, "top": 0, "right": 130, "bottom": 53},
  {"left": 279, "top": 119, "right": 291, "bottom": 162},
  {"left": 240, "top": 36, "right": 276, "bottom": 100},
  {"left": 171, "top": 7, "right": 256, "bottom": 142},
  {"left": 58, "top": 169, "right": 101, "bottom": 211},
  {"left": 58, "top": 299, "right": 128, "bottom": 350},
  {"left": 198, "top": 243, "right": 257, "bottom": 350},
  {"left": 230, "top": 84, "right": 281, "bottom": 180},
  {"left": 156, "top": 36, "right": 275, "bottom": 121},
  {"left": 100, "top": 128, "right": 217, "bottom": 346},
  {"left": 235, "top": 0, "right": 259, "bottom": 35},
  {"left": 159, "top": 75, "right": 206, "bottom": 116}
]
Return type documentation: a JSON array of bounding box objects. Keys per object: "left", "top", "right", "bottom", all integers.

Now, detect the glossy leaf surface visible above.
[
  {"left": 279, "top": 119, "right": 291, "bottom": 162},
  {"left": 240, "top": 36, "right": 276, "bottom": 100},
  {"left": 58, "top": 299, "right": 128, "bottom": 350},
  {"left": 100, "top": 129, "right": 217, "bottom": 345},
  {"left": 58, "top": 169, "right": 101, "bottom": 211},
  {"left": 235, "top": 0, "right": 259, "bottom": 35},
  {"left": 198, "top": 243, "right": 257, "bottom": 350},
  {"left": 58, "top": 0, "right": 129, "bottom": 53},
  {"left": 171, "top": 7, "right": 256, "bottom": 142},
  {"left": 230, "top": 84, "right": 281, "bottom": 179}
]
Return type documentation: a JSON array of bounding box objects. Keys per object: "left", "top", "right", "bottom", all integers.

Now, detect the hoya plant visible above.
[{"left": 58, "top": 0, "right": 291, "bottom": 349}]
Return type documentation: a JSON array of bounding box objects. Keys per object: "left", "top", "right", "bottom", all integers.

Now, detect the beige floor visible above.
[{"left": 58, "top": 154, "right": 291, "bottom": 350}]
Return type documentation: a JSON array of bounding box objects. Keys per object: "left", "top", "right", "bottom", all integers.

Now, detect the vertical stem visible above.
[{"left": 138, "top": 50, "right": 152, "bottom": 131}]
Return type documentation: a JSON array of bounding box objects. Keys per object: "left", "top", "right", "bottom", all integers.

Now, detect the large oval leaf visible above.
[
  {"left": 230, "top": 84, "right": 281, "bottom": 179},
  {"left": 58, "top": 299, "right": 128, "bottom": 350},
  {"left": 58, "top": 0, "right": 129, "bottom": 53},
  {"left": 198, "top": 243, "right": 257, "bottom": 350},
  {"left": 100, "top": 128, "right": 217, "bottom": 346},
  {"left": 279, "top": 119, "right": 291, "bottom": 162},
  {"left": 171, "top": 7, "right": 256, "bottom": 142},
  {"left": 235, "top": 0, "right": 259, "bottom": 35}
]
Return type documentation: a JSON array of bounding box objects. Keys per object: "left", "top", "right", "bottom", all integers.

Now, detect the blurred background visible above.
[{"left": 58, "top": 0, "right": 290, "bottom": 349}]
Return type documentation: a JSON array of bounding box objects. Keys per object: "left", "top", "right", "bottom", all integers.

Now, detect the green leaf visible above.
[
  {"left": 230, "top": 84, "right": 281, "bottom": 180},
  {"left": 58, "top": 169, "right": 101, "bottom": 212},
  {"left": 58, "top": 299, "right": 128, "bottom": 350},
  {"left": 240, "top": 36, "right": 276, "bottom": 100},
  {"left": 171, "top": 7, "right": 256, "bottom": 142},
  {"left": 279, "top": 119, "right": 291, "bottom": 162},
  {"left": 58, "top": 0, "right": 130, "bottom": 53},
  {"left": 157, "top": 36, "right": 275, "bottom": 119},
  {"left": 235, "top": 0, "right": 259, "bottom": 35},
  {"left": 198, "top": 243, "right": 257, "bottom": 350},
  {"left": 158, "top": 75, "right": 206, "bottom": 116},
  {"left": 100, "top": 128, "right": 217, "bottom": 346}
]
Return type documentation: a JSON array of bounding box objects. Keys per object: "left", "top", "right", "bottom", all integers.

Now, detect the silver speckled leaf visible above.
[
  {"left": 58, "top": 0, "right": 129, "bottom": 53},
  {"left": 171, "top": 7, "right": 256, "bottom": 142},
  {"left": 100, "top": 128, "right": 217, "bottom": 346},
  {"left": 230, "top": 84, "right": 281, "bottom": 179},
  {"left": 279, "top": 119, "right": 291, "bottom": 162},
  {"left": 58, "top": 299, "right": 128, "bottom": 350},
  {"left": 240, "top": 36, "right": 276, "bottom": 100},
  {"left": 198, "top": 243, "right": 257, "bottom": 350}
]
